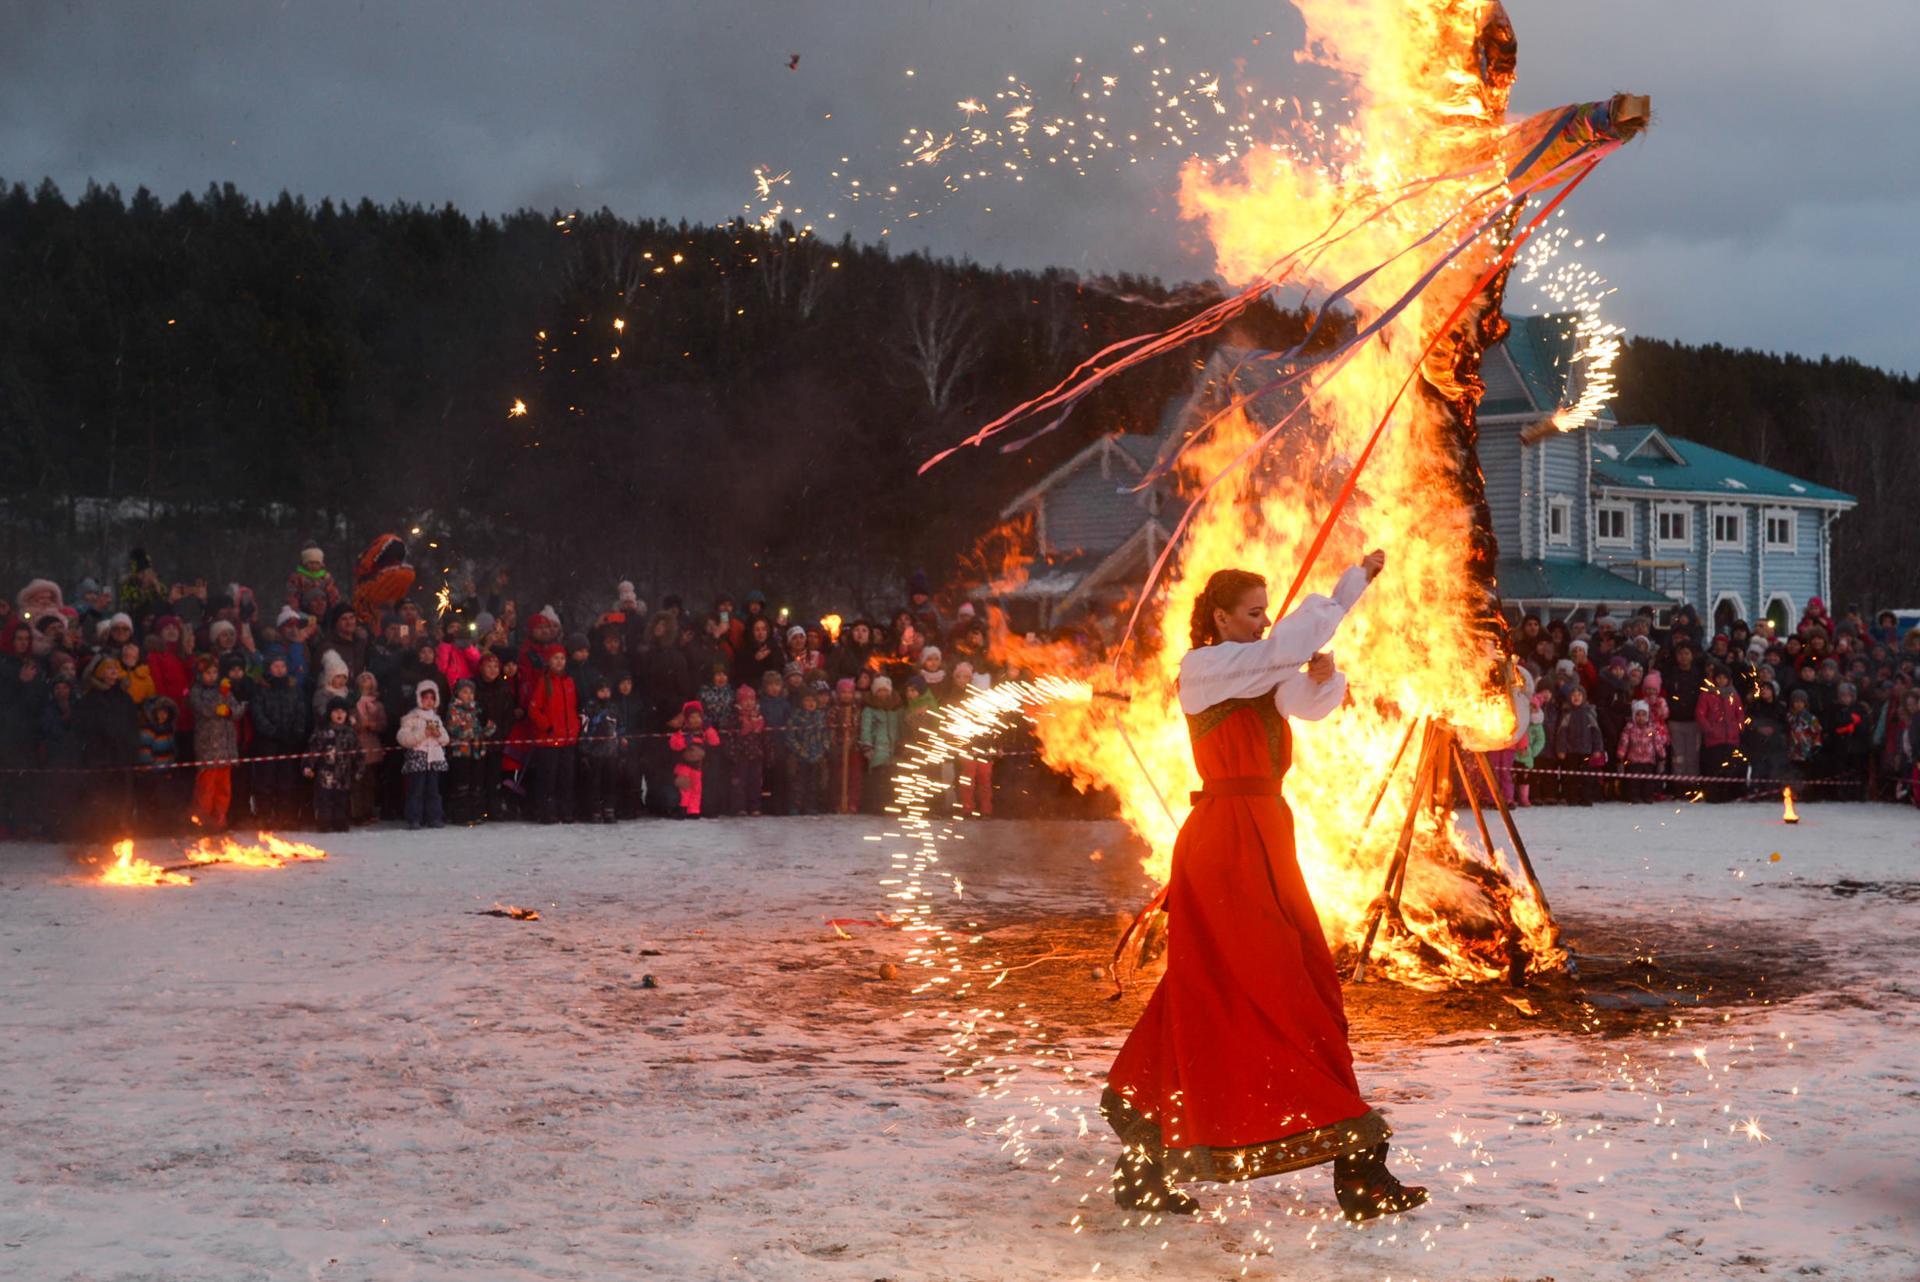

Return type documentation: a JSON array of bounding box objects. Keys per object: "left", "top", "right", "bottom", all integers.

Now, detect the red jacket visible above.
[
  {"left": 1697, "top": 688, "right": 1745, "bottom": 748},
  {"left": 525, "top": 671, "right": 579, "bottom": 746}
]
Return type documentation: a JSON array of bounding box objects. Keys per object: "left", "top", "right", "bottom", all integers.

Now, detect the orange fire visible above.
[
  {"left": 97, "top": 838, "right": 192, "bottom": 887},
  {"left": 1781, "top": 788, "right": 1799, "bottom": 824},
  {"left": 997, "top": 1, "right": 1596, "bottom": 984},
  {"left": 183, "top": 831, "right": 330, "bottom": 869}
]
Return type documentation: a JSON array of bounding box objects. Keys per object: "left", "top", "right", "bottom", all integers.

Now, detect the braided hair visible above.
[{"left": 1189, "top": 569, "right": 1267, "bottom": 649}]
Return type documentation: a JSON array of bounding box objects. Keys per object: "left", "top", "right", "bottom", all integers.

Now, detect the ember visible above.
[{"left": 475, "top": 904, "right": 540, "bottom": 920}]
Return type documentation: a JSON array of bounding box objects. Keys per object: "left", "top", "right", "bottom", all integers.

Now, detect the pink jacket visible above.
[
  {"left": 1618, "top": 720, "right": 1663, "bottom": 765},
  {"left": 436, "top": 641, "right": 481, "bottom": 688},
  {"left": 1697, "top": 688, "right": 1745, "bottom": 748}
]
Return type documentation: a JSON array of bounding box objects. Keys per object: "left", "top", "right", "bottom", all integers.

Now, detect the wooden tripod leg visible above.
[
  {"left": 1452, "top": 742, "right": 1499, "bottom": 865},
  {"left": 1470, "top": 749, "right": 1553, "bottom": 918},
  {"left": 1353, "top": 725, "right": 1437, "bottom": 981},
  {"left": 1354, "top": 720, "right": 1419, "bottom": 842}
]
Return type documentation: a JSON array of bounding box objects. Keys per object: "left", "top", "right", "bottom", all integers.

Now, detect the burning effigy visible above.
[{"left": 927, "top": 0, "right": 1647, "bottom": 987}]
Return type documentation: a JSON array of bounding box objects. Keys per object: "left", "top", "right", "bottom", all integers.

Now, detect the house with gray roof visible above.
[{"left": 996, "top": 316, "right": 1855, "bottom": 636}]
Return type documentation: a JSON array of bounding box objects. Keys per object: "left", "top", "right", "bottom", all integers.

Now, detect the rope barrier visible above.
[{"left": 1510, "top": 765, "right": 1866, "bottom": 790}]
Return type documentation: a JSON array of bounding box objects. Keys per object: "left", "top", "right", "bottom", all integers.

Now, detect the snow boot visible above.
[
  {"left": 1334, "top": 1142, "right": 1428, "bottom": 1222},
  {"left": 1112, "top": 1145, "right": 1197, "bottom": 1216}
]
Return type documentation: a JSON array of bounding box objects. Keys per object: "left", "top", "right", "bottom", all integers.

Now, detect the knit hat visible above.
[
  {"left": 276, "top": 605, "right": 302, "bottom": 627},
  {"left": 786, "top": 625, "right": 807, "bottom": 642},
  {"left": 77, "top": 576, "right": 101, "bottom": 597},
  {"left": 956, "top": 602, "right": 976, "bottom": 619},
  {"left": 680, "top": 699, "right": 704, "bottom": 717},
  {"left": 566, "top": 633, "right": 589, "bottom": 652},
  {"left": 617, "top": 580, "right": 638, "bottom": 604},
  {"left": 1631, "top": 699, "right": 1650, "bottom": 715},
  {"left": 301, "top": 543, "right": 325, "bottom": 567},
  {"left": 908, "top": 570, "right": 932, "bottom": 597},
  {"left": 872, "top": 675, "right": 894, "bottom": 695},
  {"left": 920, "top": 645, "right": 943, "bottom": 664},
  {"left": 1568, "top": 639, "right": 1588, "bottom": 654},
  {"left": 538, "top": 605, "right": 562, "bottom": 627},
  {"left": 194, "top": 651, "right": 219, "bottom": 671},
  {"left": 736, "top": 685, "right": 758, "bottom": 703},
  {"left": 744, "top": 589, "right": 767, "bottom": 605},
  {"left": 326, "top": 695, "right": 352, "bottom": 716},
  {"left": 455, "top": 678, "right": 476, "bottom": 696},
  {"left": 835, "top": 677, "right": 856, "bottom": 694},
  {"left": 209, "top": 619, "right": 237, "bottom": 645},
  {"left": 474, "top": 611, "right": 496, "bottom": 635},
  {"left": 415, "top": 680, "right": 440, "bottom": 702},
  {"left": 1641, "top": 670, "right": 1662, "bottom": 691},
  {"left": 319, "top": 650, "right": 349, "bottom": 682}
]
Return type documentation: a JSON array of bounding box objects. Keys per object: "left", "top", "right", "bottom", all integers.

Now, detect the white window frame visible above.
[
  {"left": 1764, "top": 506, "right": 1798, "bottom": 553},
  {"left": 1654, "top": 503, "right": 1692, "bottom": 550},
  {"left": 1710, "top": 505, "right": 1746, "bottom": 551},
  {"left": 1764, "top": 592, "right": 1796, "bottom": 634},
  {"left": 1546, "top": 494, "right": 1573, "bottom": 548},
  {"left": 1594, "top": 501, "right": 1631, "bottom": 548},
  {"left": 1713, "top": 592, "right": 1748, "bottom": 627}
]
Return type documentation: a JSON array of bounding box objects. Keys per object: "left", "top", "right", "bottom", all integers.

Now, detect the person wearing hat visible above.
[
  {"left": 858, "top": 674, "right": 905, "bottom": 816},
  {"left": 71, "top": 654, "right": 140, "bottom": 837},
  {"left": 396, "top": 679, "right": 450, "bottom": 829},
  {"left": 188, "top": 652, "right": 245, "bottom": 831},
  {"left": 1617, "top": 699, "right": 1663, "bottom": 803},
  {"left": 524, "top": 647, "right": 580, "bottom": 824},
  {"left": 305, "top": 695, "right": 360, "bottom": 833},
  {"left": 669, "top": 699, "right": 722, "bottom": 817},
  {"left": 249, "top": 653, "right": 309, "bottom": 827},
  {"left": 260, "top": 605, "right": 312, "bottom": 689}
]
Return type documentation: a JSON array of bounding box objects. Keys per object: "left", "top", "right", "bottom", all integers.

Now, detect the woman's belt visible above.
[{"left": 1189, "top": 776, "right": 1284, "bottom": 804}]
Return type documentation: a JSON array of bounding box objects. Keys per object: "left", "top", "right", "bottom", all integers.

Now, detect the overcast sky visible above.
[{"left": 6, "top": 1, "right": 1914, "bottom": 372}]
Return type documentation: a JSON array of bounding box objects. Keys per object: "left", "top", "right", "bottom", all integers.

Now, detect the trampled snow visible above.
[{"left": 2, "top": 803, "right": 1915, "bottom": 1280}]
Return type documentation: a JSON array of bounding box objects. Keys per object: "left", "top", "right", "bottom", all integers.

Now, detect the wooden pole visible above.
[
  {"left": 1340, "top": 718, "right": 1420, "bottom": 866},
  {"left": 1353, "top": 724, "right": 1438, "bottom": 981},
  {"left": 1452, "top": 741, "right": 1500, "bottom": 867},
  {"left": 1469, "top": 748, "right": 1553, "bottom": 918}
]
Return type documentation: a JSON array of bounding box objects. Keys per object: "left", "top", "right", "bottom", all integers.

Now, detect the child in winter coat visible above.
[
  {"left": 730, "top": 685, "right": 768, "bottom": 816},
  {"left": 444, "top": 679, "right": 496, "bottom": 825},
  {"left": 669, "top": 699, "right": 722, "bottom": 816},
  {"left": 1513, "top": 693, "right": 1547, "bottom": 807},
  {"left": 395, "top": 679, "right": 449, "bottom": 829},
  {"left": 1785, "top": 688, "right": 1823, "bottom": 780},
  {"left": 188, "top": 653, "right": 245, "bottom": 829},
  {"left": 350, "top": 671, "right": 387, "bottom": 823},
  {"left": 858, "top": 675, "right": 906, "bottom": 816},
  {"left": 1551, "top": 685, "right": 1604, "bottom": 806},
  {"left": 136, "top": 695, "right": 180, "bottom": 833},
  {"left": 696, "top": 665, "right": 737, "bottom": 816},
  {"left": 305, "top": 696, "right": 360, "bottom": 832},
  {"left": 784, "top": 689, "right": 829, "bottom": 815},
  {"left": 580, "top": 679, "right": 622, "bottom": 823},
  {"left": 825, "top": 678, "right": 864, "bottom": 814},
  {"left": 1617, "top": 701, "right": 1662, "bottom": 802}
]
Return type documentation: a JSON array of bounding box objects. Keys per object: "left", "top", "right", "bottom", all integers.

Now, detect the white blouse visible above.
[{"left": 1176, "top": 565, "right": 1371, "bottom": 719}]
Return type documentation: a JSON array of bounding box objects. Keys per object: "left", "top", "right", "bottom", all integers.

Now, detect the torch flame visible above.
[{"left": 1781, "top": 788, "right": 1799, "bottom": 824}]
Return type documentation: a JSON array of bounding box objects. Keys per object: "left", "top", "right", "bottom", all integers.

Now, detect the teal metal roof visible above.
[
  {"left": 1496, "top": 558, "right": 1673, "bottom": 606},
  {"left": 1589, "top": 426, "right": 1855, "bottom": 504},
  {"left": 1482, "top": 313, "right": 1579, "bottom": 417}
]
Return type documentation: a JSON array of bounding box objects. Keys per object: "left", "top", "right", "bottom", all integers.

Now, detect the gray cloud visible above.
[{"left": 3, "top": 0, "right": 1911, "bottom": 371}]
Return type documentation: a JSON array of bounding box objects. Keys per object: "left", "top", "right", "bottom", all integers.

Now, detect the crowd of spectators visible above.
[
  {"left": 4, "top": 541, "right": 1915, "bottom": 843},
  {"left": 1504, "top": 598, "right": 1920, "bottom": 806},
  {"left": 0, "top": 545, "right": 1026, "bottom": 840}
]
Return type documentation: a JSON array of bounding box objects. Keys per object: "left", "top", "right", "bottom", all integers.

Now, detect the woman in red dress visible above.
[{"left": 1104, "top": 549, "right": 1427, "bottom": 1222}]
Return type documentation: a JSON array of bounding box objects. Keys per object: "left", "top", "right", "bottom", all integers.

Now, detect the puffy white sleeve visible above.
[
  {"left": 1274, "top": 667, "right": 1348, "bottom": 721},
  {"left": 1177, "top": 565, "right": 1371, "bottom": 715}
]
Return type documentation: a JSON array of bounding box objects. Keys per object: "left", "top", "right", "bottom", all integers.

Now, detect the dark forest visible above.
[{"left": 3, "top": 178, "right": 1914, "bottom": 614}]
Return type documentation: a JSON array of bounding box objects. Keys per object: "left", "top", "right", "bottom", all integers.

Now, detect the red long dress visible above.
[{"left": 1103, "top": 689, "right": 1388, "bottom": 1181}]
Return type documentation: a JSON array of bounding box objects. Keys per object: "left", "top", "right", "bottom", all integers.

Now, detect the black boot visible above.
[
  {"left": 1112, "top": 1145, "right": 1198, "bottom": 1216},
  {"left": 1334, "top": 1142, "right": 1428, "bottom": 1222}
]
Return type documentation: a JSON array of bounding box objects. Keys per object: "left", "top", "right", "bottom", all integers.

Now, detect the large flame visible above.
[{"left": 1001, "top": 0, "right": 1571, "bottom": 984}]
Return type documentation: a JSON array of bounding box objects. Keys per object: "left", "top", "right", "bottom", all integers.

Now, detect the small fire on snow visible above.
[
  {"left": 184, "top": 832, "right": 329, "bottom": 869},
  {"left": 1781, "top": 788, "right": 1800, "bottom": 824},
  {"left": 92, "top": 832, "right": 329, "bottom": 886},
  {"left": 98, "top": 838, "right": 192, "bottom": 887}
]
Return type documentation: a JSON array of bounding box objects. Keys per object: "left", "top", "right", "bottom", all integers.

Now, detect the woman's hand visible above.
[
  {"left": 1307, "top": 652, "right": 1337, "bottom": 685},
  {"left": 1361, "top": 549, "right": 1386, "bottom": 581}
]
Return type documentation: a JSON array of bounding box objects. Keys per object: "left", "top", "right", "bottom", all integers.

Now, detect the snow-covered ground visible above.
[{"left": 2, "top": 802, "right": 1915, "bottom": 1281}]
